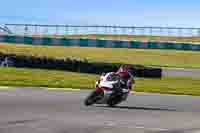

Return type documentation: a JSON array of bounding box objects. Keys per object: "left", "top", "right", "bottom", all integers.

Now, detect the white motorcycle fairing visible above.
[{"left": 95, "top": 72, "right": 129, "bottom": 104}]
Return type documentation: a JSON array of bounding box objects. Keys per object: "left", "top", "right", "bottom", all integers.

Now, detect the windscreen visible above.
[{"left": 106, "top": 73, "right": 120, "bottom": 81}]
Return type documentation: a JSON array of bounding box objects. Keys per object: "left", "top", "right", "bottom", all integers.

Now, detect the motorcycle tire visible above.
[
  {"left": 107, "top": 94, "right": 121, "bottom": 107},
  {"left": 84, "top": 90, "right": 100, "bottom": 106}
]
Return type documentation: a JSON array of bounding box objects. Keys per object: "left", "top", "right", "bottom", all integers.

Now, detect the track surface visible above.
[
  {"left": 162, "top": 67, "right": 200, "bottom": 78},
  {"left": 0, "top": 88, "right": 200, "bottom": 133}
]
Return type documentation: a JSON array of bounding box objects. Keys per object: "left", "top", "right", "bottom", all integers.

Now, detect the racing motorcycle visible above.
[{"left": 84, "top": 72, "right": 134, "bottom": 107}]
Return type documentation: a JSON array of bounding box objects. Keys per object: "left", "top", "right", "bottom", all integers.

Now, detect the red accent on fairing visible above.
[
  {"left": 99, "top": 86, "right": 112, "bottom": 90},
  {"left": 96, "top": 85, "right": 100, "bottom": 90},
  {"left": 96, "top": 85, "right": 112, "bottom": 91},
  {"left": 95, "top": 86, "right": 104, "bottom": 97}
]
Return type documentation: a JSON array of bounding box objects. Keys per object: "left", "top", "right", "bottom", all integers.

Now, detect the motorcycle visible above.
[{"left": 84, "top": 72, "right": 133, "bottom": 107}]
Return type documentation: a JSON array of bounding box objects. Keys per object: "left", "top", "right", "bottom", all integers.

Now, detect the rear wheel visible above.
[{"left": 107, "top": 94, "right": 122, "bottom": 107}]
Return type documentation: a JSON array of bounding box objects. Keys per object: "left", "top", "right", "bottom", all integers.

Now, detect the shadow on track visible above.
[{"left": 95, "top": 105, "right": 177, "bottom": 112}]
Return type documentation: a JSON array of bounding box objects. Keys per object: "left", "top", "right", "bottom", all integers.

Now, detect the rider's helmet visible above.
[{"left": 116, "top": 65, "right": 129, "bottom": 77}]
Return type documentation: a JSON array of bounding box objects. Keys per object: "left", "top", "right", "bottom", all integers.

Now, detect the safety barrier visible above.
[
  {"left": 0, "top": 52, "right": 162, "bottom": 78},
  {"left": 0, "top": 35, "right": 200, "bottom": 51}
]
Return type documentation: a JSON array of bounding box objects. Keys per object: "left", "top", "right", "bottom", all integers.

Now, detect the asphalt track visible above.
[
  {"left": 162, "top": 67, "right": 200, "bottom": 78},
  {"left": 0, "top": 88, "right": 200, "bottom": 133}
]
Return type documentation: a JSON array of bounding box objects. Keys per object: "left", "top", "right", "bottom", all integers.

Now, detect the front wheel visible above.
[{"left": 84, "top": 90, "right": 102, "bottom": 106}]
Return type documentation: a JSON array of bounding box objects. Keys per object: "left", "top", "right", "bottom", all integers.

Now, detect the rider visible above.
[
  {"left": 97, "top": 65, "right": 135, "bottom": 94},
  {"left": 115, "top": 65, "right": 135, "bottom": 91}
]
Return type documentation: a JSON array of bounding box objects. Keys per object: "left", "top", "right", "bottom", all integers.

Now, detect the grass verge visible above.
[
  {"left": 0, "top": 67, "right": 200, "bottom": 96},
  {"left": 0, "top": 43, "right": 200, "bottom": 68}
]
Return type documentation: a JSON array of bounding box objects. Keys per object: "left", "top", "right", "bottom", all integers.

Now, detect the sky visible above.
[{"left": 0, "top": 0, "right": 200, "bottom": 27}]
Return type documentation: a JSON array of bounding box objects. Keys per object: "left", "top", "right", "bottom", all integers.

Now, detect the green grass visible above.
[
  {"left": 1, "top": 43, "right": 200, "bottom": 68},
  {"left": 42, "top": 34, "right": 200, "bottom": 44},
  {"left": 0, "top": 67, "right": 96, "bottom": 89},
  {"left": 0, "top": 67, "right": 200, "bottom": 96},
  {"left": 135, "top": 77, "right": 200, "bottom": 96}
]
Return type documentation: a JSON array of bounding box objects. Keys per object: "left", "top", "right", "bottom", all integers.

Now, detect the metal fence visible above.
[
  {"left": 0, "top": 25, "right": 12, "bottom": 34},
  {"left": 4, "top": 24, "right": 200, "bottom": 37}
]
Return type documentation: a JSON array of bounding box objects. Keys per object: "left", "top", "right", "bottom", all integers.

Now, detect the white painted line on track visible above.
[
  {"left": 0, "top": 86, "right": 16, "bottom": 90},
  {"left": 103, "top": 121, "right": 169, "bottom": 132},
  {"left": 0, "top": 86, "right": 146, "bottom": 94},
  {"left": 45, "top": 87, "right": 81, "bottom": 91},
  {"left": 185, "top": 131, "right": 200, "bottom": 133},
  {"left": 133, "top": 126, "right": 168, "bottom": 131},
  {"left": 131, "top": 91, "right": 146, "bottom": 94},
  {"left": 114, "top": 124, "right": 169, "bottom": 132},
  {"left": 0, "top": 86, "right": 151, "bottom": 96}
]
